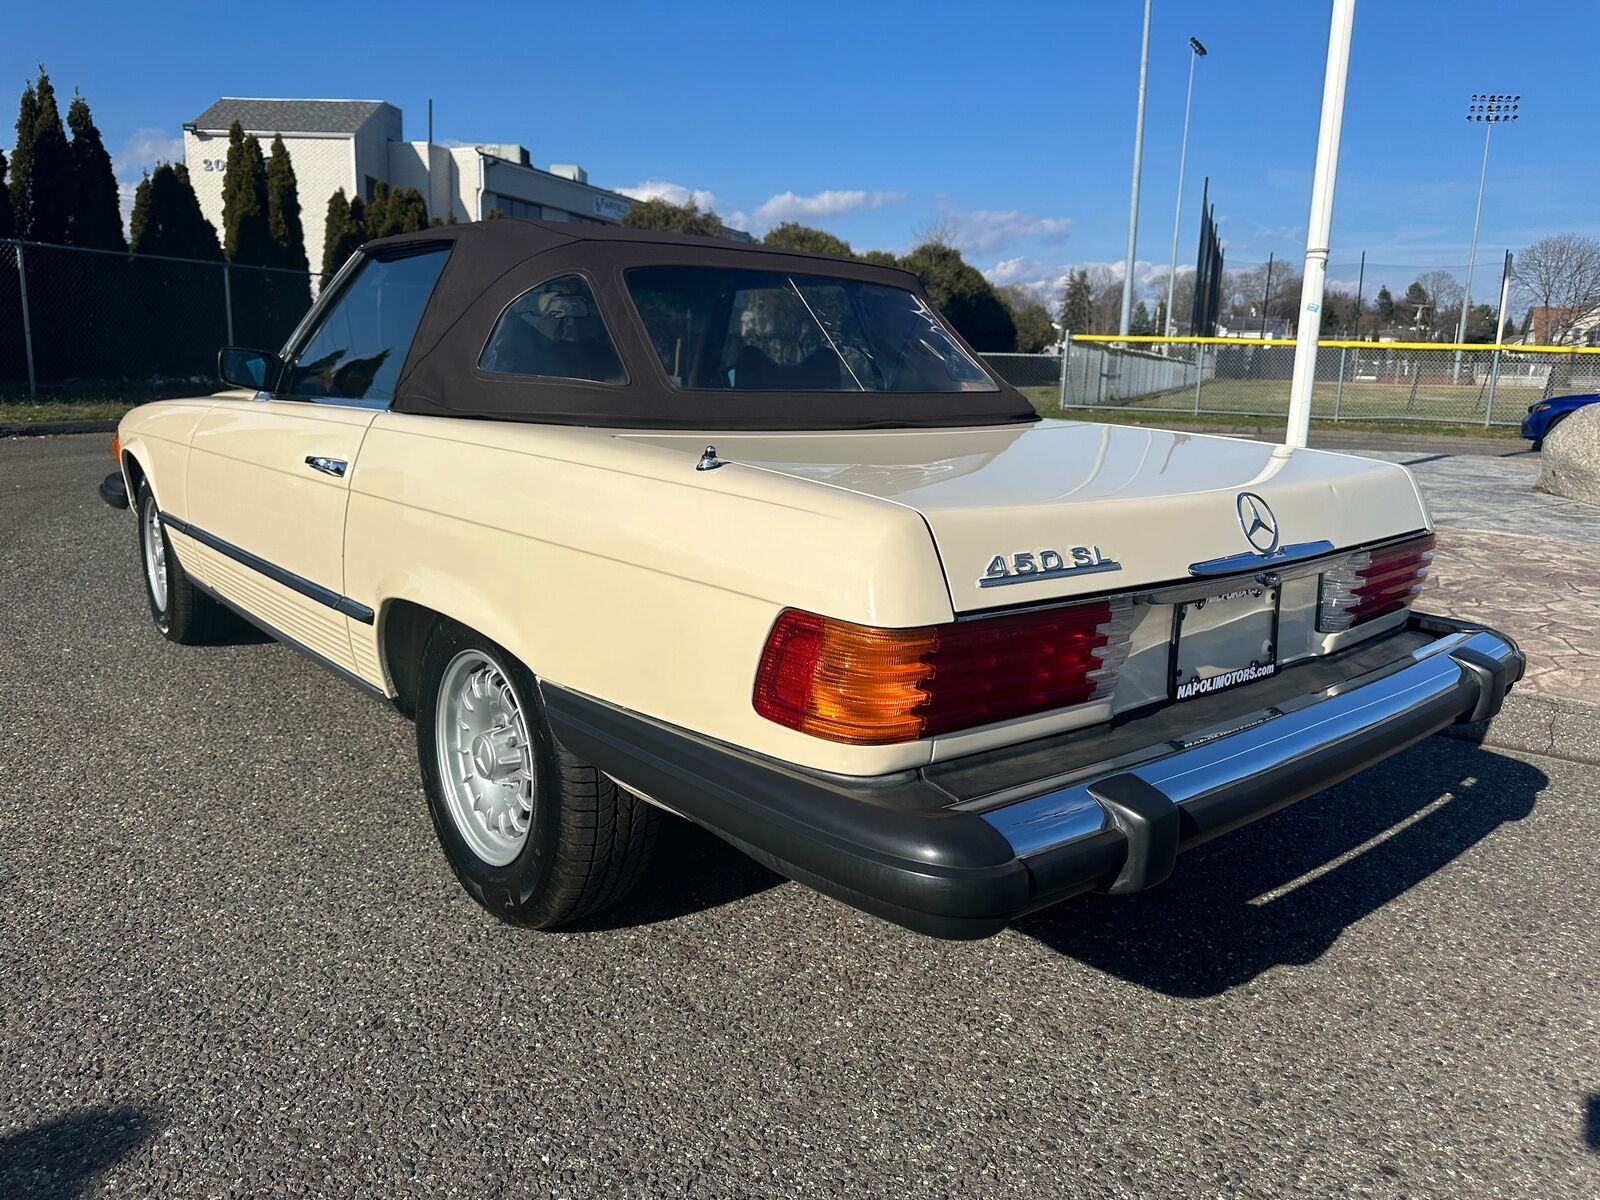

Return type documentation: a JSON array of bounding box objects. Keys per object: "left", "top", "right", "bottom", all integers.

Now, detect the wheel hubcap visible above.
[
  {"left": 434, "top": 650, "right": 536, "bottom": 866},
  {"left": 142, "top": 500, "right": 168, "bottom": 613}
]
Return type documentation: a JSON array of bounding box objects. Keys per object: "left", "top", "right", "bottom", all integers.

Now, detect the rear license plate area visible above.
[{"left": 1171, "top": 583, "right": 1280, "bottom": 701}]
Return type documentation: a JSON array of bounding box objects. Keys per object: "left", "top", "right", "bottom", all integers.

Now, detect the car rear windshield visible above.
[{"left": 625, "top": 265, "right": 997, "bottom": 394}]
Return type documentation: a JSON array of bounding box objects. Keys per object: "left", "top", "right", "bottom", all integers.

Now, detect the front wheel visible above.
[
  {"left": 416, "top": 619, "right": 658, "bottom": 927},
  {"left": 135, "top": 478, "right": 228, "bottom": 645}
]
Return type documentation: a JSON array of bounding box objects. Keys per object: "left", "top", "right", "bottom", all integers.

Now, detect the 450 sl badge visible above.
[{"left": 979, "top": 546, "right": 1122, "bottom": 588}]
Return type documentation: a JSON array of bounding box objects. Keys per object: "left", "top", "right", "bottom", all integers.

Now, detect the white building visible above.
[{"left": 183, "top": 98, "right": 635, "bottom": 275}]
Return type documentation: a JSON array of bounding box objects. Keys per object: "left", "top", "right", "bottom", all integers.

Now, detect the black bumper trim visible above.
[
  {"left": 542, "top": 615, "right": 1523, "bottom": 940},
  {"left": 98, "top": 471, "right": 129, "bottom": 509}
]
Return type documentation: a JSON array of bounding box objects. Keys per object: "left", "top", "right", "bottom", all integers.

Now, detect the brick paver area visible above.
[
  {"left": 1428, "top": 527, "right": 1600, "bottom": 702},
  {"left": 1364, "top": 448, "right": 1599, "bottom": 704}
]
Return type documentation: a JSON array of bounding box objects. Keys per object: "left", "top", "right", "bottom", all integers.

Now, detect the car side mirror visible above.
[{"left": 218, "top": 346, "right": 283, "bottom": 392}]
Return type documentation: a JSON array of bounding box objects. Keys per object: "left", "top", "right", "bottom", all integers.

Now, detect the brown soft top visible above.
[{"left": 364, "top": 219, "right": 1037, "bottom": 431}]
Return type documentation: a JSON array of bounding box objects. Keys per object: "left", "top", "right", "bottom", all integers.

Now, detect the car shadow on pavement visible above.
[
  {"left": 1016, "top": 739, "right": 1548, "bottom": 997},
  {"left": 0, "top": 1104, "right": 167, "bottom": 1199},
  {"left": 569, "top": 817, "right": 785, "bottom": 932}
]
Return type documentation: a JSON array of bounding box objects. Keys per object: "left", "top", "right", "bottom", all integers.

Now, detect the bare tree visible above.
[
  {"left": 912, "top": 214, "right": 958, "bottom": 249},
  {"left": 1513, "top": 234, "right": 1600, "bottom": 344},
  {"left": 1416, "top": 270, "right": 1463, "bottom": 339}
]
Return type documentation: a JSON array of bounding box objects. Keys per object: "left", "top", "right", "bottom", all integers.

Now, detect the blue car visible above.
[{"left": 1521, "top": 392, "right": 1599, "bottom": 449}]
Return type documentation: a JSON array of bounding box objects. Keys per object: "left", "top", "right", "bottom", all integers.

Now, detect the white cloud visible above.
[
  {"left": 618, "top": 178, "right": 720, "bottom": 211},
  {"left": 114, "top": 127, "right": 187, "bottom": 231},
  {"left": 751, "top": 188, "right": 907, "bottom": 227},
  {"left": 117, "top": 128, "right": 185, "bottom": 179},
  {"left": 983, "top": 257, "right": 1191, "bottom": 304},
  {"left": 942, "top": 210, "right": 1072, "bottom": 255}
]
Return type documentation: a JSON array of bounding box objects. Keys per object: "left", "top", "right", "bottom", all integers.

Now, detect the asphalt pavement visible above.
[{"left": 2, "top": 434, "right": 1596, "bottom": 1199}]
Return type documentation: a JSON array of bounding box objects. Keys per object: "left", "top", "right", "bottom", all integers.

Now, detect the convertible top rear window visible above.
[{"left": 626, "top": 266, "right": 998, "bottom": 394}]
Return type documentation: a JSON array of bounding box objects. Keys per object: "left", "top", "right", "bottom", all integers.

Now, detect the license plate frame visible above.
[{"left": 1169, "top": 583, "right": 1282, "bottom": 701}]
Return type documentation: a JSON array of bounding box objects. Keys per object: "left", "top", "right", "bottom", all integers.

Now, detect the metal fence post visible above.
[
  {"left": 1058, "top": 332, "right": 1072, "bottom": 412},
  {"left": 1333, "top": 346, "right": 1347, "bottom": 420},
  {"left": 15, "top": 241, "right": 37, "bottom": 398},
  {"left": 1484, "top": 349, "right": 1501, "bottom": 427},
  {"left": 1192, "top": 343, "right": 1204, "bottom": 413},
  {"left": 222, "top": 262, "right": 235, "bottom": 346}
]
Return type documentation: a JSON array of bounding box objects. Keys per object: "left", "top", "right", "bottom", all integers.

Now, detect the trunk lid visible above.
[{"left": 626, "top": 420, "right": 1429, "bottom": 613}]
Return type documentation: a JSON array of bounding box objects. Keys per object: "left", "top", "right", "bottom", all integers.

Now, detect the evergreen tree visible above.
[
  {"left": 13, "top": 69, "right": 73, "bottom": 244},
  {"left": 1130, "top": 300, "right": 1154, "bottom": 336},
  {"left": 364, "top": 181, "right": 396, "bottom": 237},
  {"left": 898, "top": 241, "right": 1017, "bottom": 351},
  {"left": 620, "top": 197, "right": 723, "bottom": 238},
  {"left": 1375, "top": 284, "right": 1395, "bottom": 324},
  {"left": 392, "top": 186, "right": 428, "bottom": 233},
  {"left": 1058, "top": 269, "right": 1094, "bottom": 333},
  {"left": 322, "top": 188, "right": 367, "bottom": 274},
  {"left": 220, "top": 122, "right": 272, "bottom": 264},
  {"left": 128, "top": 171, "right": 150, "bottom": 248},
  {"left": 9, "top": 80, "right": 37, "bottom": 228},
  {"left": 0, "top": 146, "right": 14, "bottom": 238},
  {"left": 130, "top": 162, "right": 224, "bottom": 378},
  {"left": 995, "top": 285, "right": 1057, "bottom": 353},
  {"left": 130, "top": 163, "right": 221, "bottom": 259},
  {"left": 762, "top": 222, "right": 853, "bottom": 258},
  {"left": 321, "top": 188, "right": 350, "bottom": 274},
  {"left": 65, "top": 93, "right": 125, "bottom": 250},
  {"left": 859, "top": 249, "right": 899, "bottom": 268},
  {"left": 264, "top": 133, "right": 306, "bottom": 271}
]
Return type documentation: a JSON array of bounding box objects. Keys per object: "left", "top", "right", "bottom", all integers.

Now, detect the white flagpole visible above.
[{"left": 1284, "top": 0, "right": 1357, "bottom": 448}]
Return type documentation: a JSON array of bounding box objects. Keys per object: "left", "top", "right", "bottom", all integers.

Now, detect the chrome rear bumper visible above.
[
  {"left": 983, "top": 624, "right": 1521, "bottom": 902},
  {"left": 543, "top": 615, "right": 1524, "bottom": 939}
]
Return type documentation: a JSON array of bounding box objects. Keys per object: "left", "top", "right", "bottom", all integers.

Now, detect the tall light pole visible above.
[
  {"left": 1455, "top": 93, "right": 1519, "bottom": 345},
  {"left": 1284, "top": 0, "right": 1356, "bottom": 449},
  {"left": 1164, "top": 36, "right": 1207, "bottom": 338},
  {"left": 1118, "top": 0, "right": 1153, "bottom": 338}
]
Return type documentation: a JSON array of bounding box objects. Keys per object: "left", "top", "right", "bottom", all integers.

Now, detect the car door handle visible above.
[{"left": 304, "top": 456, "right": 348, "bottom": 478}]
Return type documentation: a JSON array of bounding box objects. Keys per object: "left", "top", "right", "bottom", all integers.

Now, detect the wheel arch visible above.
[
  {"left": 377, "top": 598, "right": 442, "bottom": 718},
  {"left": 120, "top": 447, "right": 149, "bottom": 501}
]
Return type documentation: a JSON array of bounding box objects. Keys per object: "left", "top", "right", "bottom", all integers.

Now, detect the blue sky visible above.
[{"left": 8, "top": 0, "right": 1598, "bottom": 303}]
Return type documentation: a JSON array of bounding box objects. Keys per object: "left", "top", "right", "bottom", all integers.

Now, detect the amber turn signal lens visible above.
[
  {"left": 111, "top": 431, "right": 120, "bottom": 462},
  {"left": 753, "top": 601, "right": 1131, "bottom": 746}
]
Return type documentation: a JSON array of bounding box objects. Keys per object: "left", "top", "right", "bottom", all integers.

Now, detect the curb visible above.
[
  {"left": 1445, "top": 690, "right": 1600, "bottom": 766},
  {"left": 0, "top": 419, "right": 119, "bottom": 438}
]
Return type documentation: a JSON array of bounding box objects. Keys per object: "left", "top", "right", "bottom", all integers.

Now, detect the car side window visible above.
[
  {"left": 282, "top": 247, "right": 449, "bottom": 404},
  {"left": 479, "top": 275, "right": 626, "bottom": 384}
]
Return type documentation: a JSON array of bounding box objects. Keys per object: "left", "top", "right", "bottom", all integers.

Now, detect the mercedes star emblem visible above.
[{"left": 1235, "top": 491, "right": 1280, "bottom": 554}]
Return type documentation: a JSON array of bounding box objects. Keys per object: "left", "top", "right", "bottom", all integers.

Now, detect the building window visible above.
[{"left": 486, "top": 193, "right": 542, "bottom": 220}]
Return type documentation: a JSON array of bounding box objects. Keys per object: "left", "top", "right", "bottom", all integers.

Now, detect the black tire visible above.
[
  {"left": 1538, "top": 413, "right": 1569, "bottom": 451},
  {"left": 416, "top": 618, "right": 659, "bottom": 928},
  {"left": 134, "top": 478, "right": 229, "bottom": 645}
]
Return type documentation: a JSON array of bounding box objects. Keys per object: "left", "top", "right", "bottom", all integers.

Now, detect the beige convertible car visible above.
[{"left": 101, "top": 221, "right": 1522, "bottom": 939}]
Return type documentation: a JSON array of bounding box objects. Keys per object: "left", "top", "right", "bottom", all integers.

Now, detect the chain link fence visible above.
[
  {"left": 1, "top": 238, "right": 327, "bottom": 400},
  {"left": 984, "top": 335, "right": 1600, "bottom": 427}
]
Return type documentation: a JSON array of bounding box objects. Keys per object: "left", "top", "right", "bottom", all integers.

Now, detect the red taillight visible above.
[
  {"left": 753, "top": 600, "right": 1132, "bottom": 746},
  {"left": 1317, "top": 533, "right": 1435, "bottom": 632}
]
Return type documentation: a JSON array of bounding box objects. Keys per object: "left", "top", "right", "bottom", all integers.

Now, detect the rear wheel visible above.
[
  {"left": 416, "top": 619, "right": 658, "bottom": 927},
  {"left": 135, "top": 478, "right": 228, "bottom": 645}
]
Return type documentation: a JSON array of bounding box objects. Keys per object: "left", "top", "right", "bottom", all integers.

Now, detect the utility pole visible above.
[
  {"left": 1259, "top": 253, "right": 1275, "bottom": 338},
  {"left": 1284, "top": 0, "right": 1357, "bottom": 449},
  {"left": 1164, "top": 37, "right": 1207, "bottom": 341},
  {"left": 1119, "top": 0, "right": 1153, "bottom": 338},
  {"left": 1352, "top": 249, "right": 1365, "bottom": 339}
]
